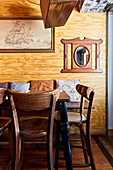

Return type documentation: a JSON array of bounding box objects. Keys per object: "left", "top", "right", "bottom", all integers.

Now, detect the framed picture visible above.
[{"left": 0, "top": 17, "right": 55, "bottom": 53}]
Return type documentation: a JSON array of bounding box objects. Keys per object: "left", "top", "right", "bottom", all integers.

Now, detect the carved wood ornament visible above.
[{"left": 61, "top": 37, "right": 103, "bottom": 73}]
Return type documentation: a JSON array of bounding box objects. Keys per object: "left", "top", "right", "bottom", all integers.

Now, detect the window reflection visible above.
[{"left": 75, "top": 47, "right": 89, "bottom": 66}]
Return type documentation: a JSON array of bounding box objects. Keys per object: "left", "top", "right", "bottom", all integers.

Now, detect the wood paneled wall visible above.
[{"left": 0, "top": 0, "right": 106, "bottom": 133}]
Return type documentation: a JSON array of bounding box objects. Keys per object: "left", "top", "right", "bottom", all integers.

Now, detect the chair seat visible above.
[
  {"left": 68, "top": 112, "right": 86, "bottom": 124},
  {"left": 20, "top": 116, "right": 48, "bottom": 138},
  {"left": 20, "top": 130, "right": 47, "bottom": 138},
  {"left": 0, "top": 117, "right": 12, "bottom": 133}
]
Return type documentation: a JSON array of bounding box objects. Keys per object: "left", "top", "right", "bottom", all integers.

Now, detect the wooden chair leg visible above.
[
  {"left": 80, "top": 125, "right": 89, "bottom": 164},
  {"left": 20, "top": 134, "right": 24, "bottom": 170},
  {"left": 55, "top": 122, "right": 60, "bottom": 170},
  {"left": 48, "top": 140, "right": 54, "bottom": 170},
  {"left": 8, "top": 122, "right": 15, "bottom": 158},
  {"left": 15, "top": 133, "right": 21, "bottom": 170},
  {"left": 86, "top": 125, "right": 96, "bottom": 170},
  {"left": 86, "top": 135, "right": 96, "bottom": 170},
  {"left": 47, "top": 129, "right": 54, "bottom": 170}
]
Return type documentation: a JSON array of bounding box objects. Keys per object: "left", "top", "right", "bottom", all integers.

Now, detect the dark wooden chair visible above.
[
  {"left": 7, "top": 89, "right": 60, "bottom": 170},
  {"left": 55, "top": 84, "right": 96, "bottom": 170}
]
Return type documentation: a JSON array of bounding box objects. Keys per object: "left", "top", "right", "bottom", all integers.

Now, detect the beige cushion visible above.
[
  {"left": 10, "top": 82, "right": 30, "bottom": 91},
  {"left": 55, "top": 79, "right": 80, "bottom": 102}
]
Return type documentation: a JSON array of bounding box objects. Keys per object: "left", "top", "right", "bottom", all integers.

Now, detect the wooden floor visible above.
[{"left": 0, "top": 137, "right": 112, "bottom": 170}]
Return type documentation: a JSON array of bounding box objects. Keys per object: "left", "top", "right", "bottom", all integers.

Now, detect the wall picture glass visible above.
[{"left": 0, "top": 18, "right": 55, "bottom": 53}]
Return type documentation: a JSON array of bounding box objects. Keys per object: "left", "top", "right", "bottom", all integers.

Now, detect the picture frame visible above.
[{"left": 0, "top": 17, "right": 55, "bottom": 53}]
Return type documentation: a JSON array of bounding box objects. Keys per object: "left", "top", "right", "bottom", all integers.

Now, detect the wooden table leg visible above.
[{"left": 56, "top": 102, "right": 72, "bottom": 170}]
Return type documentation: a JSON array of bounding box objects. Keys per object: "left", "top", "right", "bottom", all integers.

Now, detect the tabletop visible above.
[
  {"left": 18, "top": 90, "right": 71, "bottom": 103},
  {"left": 58, "top": 91, "right": 70, "bottom": 102}
]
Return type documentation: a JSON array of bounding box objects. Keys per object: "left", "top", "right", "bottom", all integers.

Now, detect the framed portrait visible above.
[{"left": 0, "top": 17, "right": 55, "bottom": 53}]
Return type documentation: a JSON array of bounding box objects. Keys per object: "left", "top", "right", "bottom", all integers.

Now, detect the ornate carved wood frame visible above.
[{"left": 61, "top": 37, "right": 103, "bottom": 73}]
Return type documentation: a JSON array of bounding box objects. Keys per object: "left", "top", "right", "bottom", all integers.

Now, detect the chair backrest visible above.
[
  {"left": 76, "top": 84, "right": 94, "bottom": 101},
  {"left": 7, "top": 88, "right": 60, "bottom": 170},
  {"left": 76, "top": 84, "right": 95, "bottom": 123},
  {"left": 7, "top": 88, "right": 60, "bottom": 134},
  {"left": 7, "top": 89, "right": 60, "bottom": 111}
]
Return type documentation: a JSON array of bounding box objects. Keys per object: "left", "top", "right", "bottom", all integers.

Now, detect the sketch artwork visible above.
[
  {"left": 0, "top": 19, "right": 52, "bottom": 50},
  {"left": 5, "top": 21, "right": 33, "bottom": 47}
]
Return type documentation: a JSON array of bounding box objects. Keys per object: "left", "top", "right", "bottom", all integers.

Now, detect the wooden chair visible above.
[
  {"left": 7, "top": 89, "right": 60, "bottom": 170},
  {"left": 55, "top": 84, "right": 96, "bottom": 170}
]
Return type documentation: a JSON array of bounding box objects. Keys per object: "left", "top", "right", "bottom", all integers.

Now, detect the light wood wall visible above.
[{"left": 0, "top": 0, "right": 106, "bottom": 133}]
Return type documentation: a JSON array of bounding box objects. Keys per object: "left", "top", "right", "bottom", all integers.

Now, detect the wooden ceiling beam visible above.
[{"left": 40, "top": 0, "right": 79, "bottom": 28}]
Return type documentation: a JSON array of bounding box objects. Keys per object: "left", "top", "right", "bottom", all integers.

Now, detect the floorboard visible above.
[{"left": 0, "top": 137, "right": 112, "bottom": 169}]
